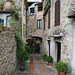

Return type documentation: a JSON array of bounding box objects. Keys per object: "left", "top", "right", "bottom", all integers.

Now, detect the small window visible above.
[
  {"left": 30, "top": 8, "right": 35, "bottom": 15},
  {"left": 38, "top": 7, "right": 42, "bottom": 11},
  {"left": 37, "top": 20, "right": 42, "bottom": 29},
  {"left": 0, "top": 19, "right": 4, "bottom": 26}
]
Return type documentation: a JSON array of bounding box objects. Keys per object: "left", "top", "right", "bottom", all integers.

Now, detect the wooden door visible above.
[
  {"left": 36, "top": 44, "right": 40, "bottom": 53},
  {"left": 57, "top": 42, "right": 61, "bottom": 62},
  {"left": 48, "top": 41, "right": 50, "bottom": 56}
]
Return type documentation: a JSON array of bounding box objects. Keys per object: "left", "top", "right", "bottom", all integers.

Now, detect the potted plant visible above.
[
  {"left": 55, "top": 61, "right": 68, "bottom": 75},
  {"left": 18, "top": 50, "right": 29, "bottom": 72},
  {"left": 46, "top": 56, "right": 53, "bottom": 66},
  {"left": 0, "top": 1, "right": 4, "bottom": 10},
  {"left": 43, "top": 54, "right": 47, "bottom": 61}
]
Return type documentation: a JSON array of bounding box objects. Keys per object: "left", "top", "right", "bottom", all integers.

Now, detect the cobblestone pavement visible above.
[{"left": 13, "top": 54, "right": 58, "bottom": 75}]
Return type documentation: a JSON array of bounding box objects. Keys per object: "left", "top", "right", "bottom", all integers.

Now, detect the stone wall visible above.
[
  {"left": 0, "top": 26, "right": 17, "bottom": 75},
  {"left": 43, "top": 0, "right": 75, "bottom": 74},
  {"left": 27, "top": 15, "right": 36, "bottom": 38},
  {"left": 36, "top": 11, "right": 43, "bottom": 37}
]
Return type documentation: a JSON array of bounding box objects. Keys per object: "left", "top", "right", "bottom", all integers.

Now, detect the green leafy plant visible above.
[
  {"left": 8, "top": 16, "right": 21, "bottom": 34},
  {"left": 12, "top": 0, "right": 15, "bottom": 4},
  {"left": 0, "top": 1, "right": 4, "bottom": 7},
  {"left": 17, "top": 27, "right": 22, "bottom": 33},
  {"left": 43, "top": 54, "right": 47, "bottom": 60},
  {"left": 46, "top": 56, "right": 53, "bottom": 63},
  {"left": 8, "top": 16, "right": 19, "bottom": 26},
  {"left": 25, "top": 45, "right": 31, "bottom": 55},
  {"left": 55, "top": 61, "right": 68, "bottom": 72},
  {"left": 0, "top": 22, "right": 3, "bottom": 25},
  {"left": 15, "top": 33, "right": 29, "bottom": 67},
  {"left": 44, "top": 0, "right": 51, "bottom": 12},
  {"left": 11, "top": 5, "right": 18, "bottom": 14}
]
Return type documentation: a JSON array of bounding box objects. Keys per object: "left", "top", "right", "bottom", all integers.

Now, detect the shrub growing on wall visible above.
[
  {"left": 25, "top": 45, "right": 31, "bottom": 55},
  {"left": 15, "top": 33, "right": 29, "bottom": 67}
]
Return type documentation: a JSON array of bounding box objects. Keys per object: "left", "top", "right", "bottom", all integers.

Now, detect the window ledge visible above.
[{"left": 51, "top": 33, "right": 63, "bottom": 38}]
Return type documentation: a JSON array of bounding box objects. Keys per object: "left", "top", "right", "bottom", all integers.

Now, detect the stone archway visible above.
[{"left": 27, "top": 36, "right": 42, "bottom": 54}]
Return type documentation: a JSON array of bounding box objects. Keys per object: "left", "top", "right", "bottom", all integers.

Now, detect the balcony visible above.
[{"left": 68, "top": 6, "right": 75, "bottom": 18}]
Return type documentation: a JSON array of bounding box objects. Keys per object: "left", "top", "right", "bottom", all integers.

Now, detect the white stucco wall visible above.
[{"left": 0, "top": 14, "right": 10, "bottom": 26}]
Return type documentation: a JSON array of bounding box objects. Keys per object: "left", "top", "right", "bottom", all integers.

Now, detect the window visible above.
[
  {"left": 30, "top": 8, "right": 35, "bottom": 15},
  {"left": 38, "top": 7, "right": 42, "bottom": 11},
  {"left": 37, "top": 20, "right": 42, "bottom": 29},
  {"left": 48, "top": 10, "right": 50, "bottom": 29},
  {"left": 55, "top": 0, "right": 60, "bottom": 26},
  {"left": 0, "top": 19, "right": 4, "bottom": 26}
]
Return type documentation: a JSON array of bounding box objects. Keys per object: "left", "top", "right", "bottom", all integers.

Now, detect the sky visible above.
[{"left": 27, "top": 0, "right": 42, "bottom": 2}]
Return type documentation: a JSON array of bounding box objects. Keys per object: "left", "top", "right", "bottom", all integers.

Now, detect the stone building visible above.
[
  {"left": 26, "top": 0, "right": 43, "bottom": 53},
  {"left": 0, "top": 0, "right": 28, "bottom": 42},
  {"left": 43, "top": 0, "right": 75, "bottom": 74}
]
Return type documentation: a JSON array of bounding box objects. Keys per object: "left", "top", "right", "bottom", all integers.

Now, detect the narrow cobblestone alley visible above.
[{"left": 13, "top": 54, "right": 58, "bottom": 75}]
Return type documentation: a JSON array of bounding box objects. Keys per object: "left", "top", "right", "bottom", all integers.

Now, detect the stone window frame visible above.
[
  {"left": 37, "top": 19, "right": 42, "bottom": 29},
  {"left": 30, "top": 7, "right": 35, "bottom": 15}
]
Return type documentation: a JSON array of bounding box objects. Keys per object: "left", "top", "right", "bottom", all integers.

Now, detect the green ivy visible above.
[
  {"left": 15, "top": 33, "right": 29, "bottom": 67},
  {"left": 11, "top": 6, "right": 18, "bottom": 15},
  {"left": 44, "top": 0, "right": 51, "bottom": 12},
  {"left": 8, "top": 16, "right": 19, "bottom": 26},
  {"left": 25, "top": 45, "right": 31, "bottom": 55}
]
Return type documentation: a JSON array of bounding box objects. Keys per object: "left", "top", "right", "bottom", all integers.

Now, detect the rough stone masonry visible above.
[{"left": 0, "top": 26, "right": 17, "bottom": 75}]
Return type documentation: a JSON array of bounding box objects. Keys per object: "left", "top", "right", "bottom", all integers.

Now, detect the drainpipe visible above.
[
  {"left": 26, "top": 10, "right": 27, "bottom": 39},
  {"left": 22, "top": 0, "right": 24, "bottom": 40}
]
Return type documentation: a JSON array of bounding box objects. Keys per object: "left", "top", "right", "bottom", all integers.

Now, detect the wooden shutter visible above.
[
  {"left": 44, "top": 18, "right": 45, "bottom": 30},
  {"left": 55, "top": 0, "right": 60, "bottom": 26},
  {"left": 48, "top": 10, "right": 50, "bottom": 29},
  {"left": 58, "top": 0, "right": 60, "bottom": 25}
]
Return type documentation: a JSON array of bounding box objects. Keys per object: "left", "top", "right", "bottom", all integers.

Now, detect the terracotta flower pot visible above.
[
  {"left": 58, "top": 72, "right": 65, "bottom": 75},
  {"left": 5, "top": 2, "right": 12, "bottom": 10},
  {"left": 0, "top": 7, "right": 3, "bottom": 10},
  {"left": 48, "top": 62, "right": 52, "bottom": 66}
]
